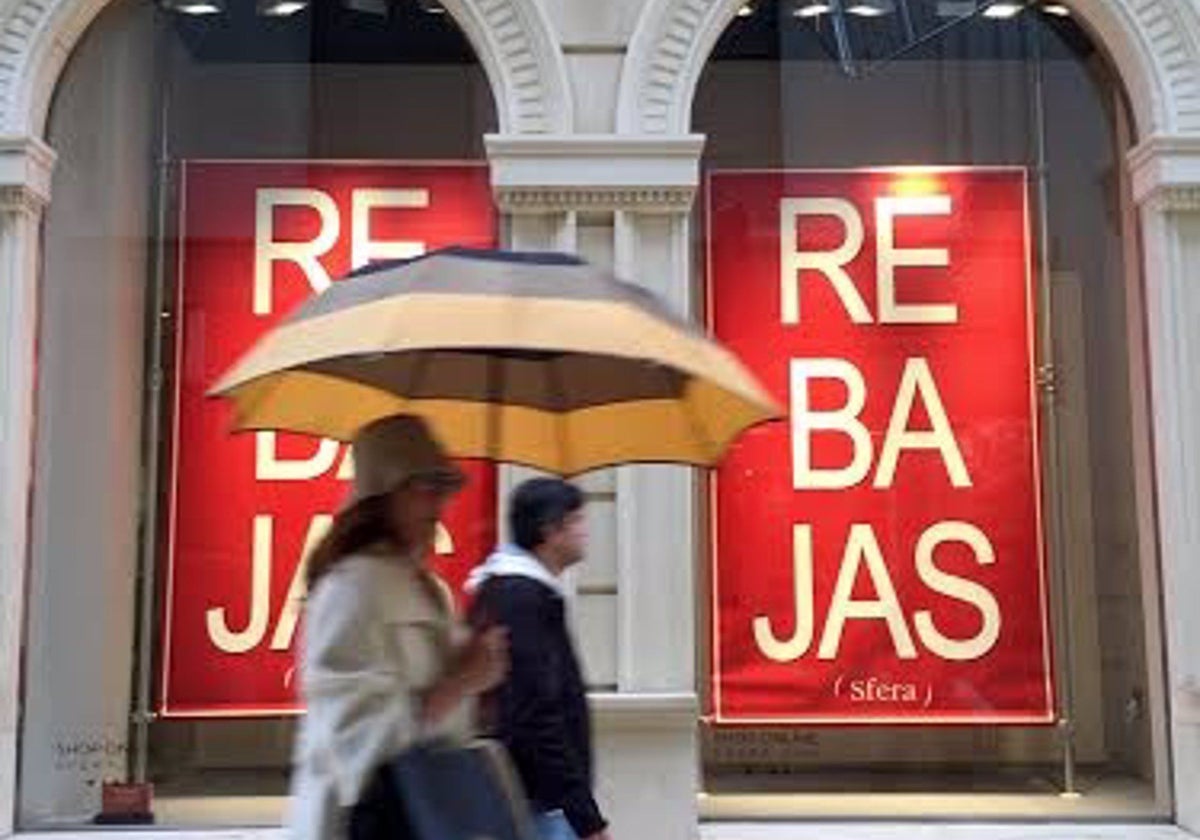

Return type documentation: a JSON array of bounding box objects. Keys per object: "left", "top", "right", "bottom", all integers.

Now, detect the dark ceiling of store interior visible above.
[
  {"left": 165, "top": 0, "right": 1096, "bottom": 76},
  {"left": 169, "top": 0, "right": 478, "bottom": 64},
  {"left": 713, "top": 1, "right": 1097, "bottom": 74}
]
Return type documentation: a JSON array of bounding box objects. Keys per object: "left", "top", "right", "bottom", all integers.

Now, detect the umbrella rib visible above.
[
  {"left": 682, "top": 391, "right": 717, "bottom": 463},
  {"left": 487, "top": 354, "right": 502, "bottom": 461},
  {"left": 546, "top": 355, "right": 572, "bottom": 475},
  {"left": 659, "top": 364, "right": 716, "bottom": 463},
  {"left": 405, "top": 351, "right": 432, "bottom": 402}
]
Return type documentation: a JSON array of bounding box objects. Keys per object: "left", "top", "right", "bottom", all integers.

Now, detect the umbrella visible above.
[{"left": 209, "top": 247, "right": 782, "bottom": 475}]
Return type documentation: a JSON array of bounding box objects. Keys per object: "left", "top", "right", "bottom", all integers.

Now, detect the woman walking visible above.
[{"left": 287, "top": 415, "right": 508, "bottom": 840}]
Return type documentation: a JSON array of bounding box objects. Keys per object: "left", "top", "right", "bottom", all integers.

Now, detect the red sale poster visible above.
[
  {"left": 707, "top": 168, "right": 1054, "bottom": 725},
  {"left": 162, "top": 161, "right": 497, "bottom": 717}
]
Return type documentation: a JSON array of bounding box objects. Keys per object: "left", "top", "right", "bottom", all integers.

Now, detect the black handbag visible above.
[{"left": 349, "top": 738, "right": 537, "bottom": 840}]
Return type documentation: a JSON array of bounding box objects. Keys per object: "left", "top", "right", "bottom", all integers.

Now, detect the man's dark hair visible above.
[{"left": 509, "top": 478, "right": 584, "bottom": 552}]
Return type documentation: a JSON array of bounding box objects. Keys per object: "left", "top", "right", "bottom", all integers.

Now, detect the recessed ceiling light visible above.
[
  {"left": 162, "top": 0, "right": 224, "bottom": 14},
  {"left": 258, "top": 0, "right": 307, "bottom": 15},
  {"left": 983, "top": 2, "right": 1024, "bottom": 18},
  {"left": 846, "top": 1, "right": 893, "bottom": 17},
  {"left": 794, "top": 2, "right": 833, "bottom": 18}
]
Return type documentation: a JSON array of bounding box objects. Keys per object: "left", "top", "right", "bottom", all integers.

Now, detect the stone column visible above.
[
  {"left": 1130, "top": 135, "right": 1200, "bottom": 833},
  {"left": 488, "top": 133, "right": 706, "bottom": 840},
  {"left": 0, "top": 135, "right": 55, "bottom": 838}
]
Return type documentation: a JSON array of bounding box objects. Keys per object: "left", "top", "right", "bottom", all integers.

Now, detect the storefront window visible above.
[
  {"left": 695, "top": 1, "right": 1167, "bottom": 819},
  {"left": 22, "top": 0, "right": 496, "bottom": 828}
]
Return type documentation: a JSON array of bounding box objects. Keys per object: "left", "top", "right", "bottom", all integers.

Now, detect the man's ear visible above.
[{"left": 537, "top": 518, "right": 560, "bottom": 548}]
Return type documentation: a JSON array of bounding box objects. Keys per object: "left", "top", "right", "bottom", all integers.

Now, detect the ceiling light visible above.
[
  {"left": 162, "top": 0, "right": 224, "bottom": 14},
  {"left": 846, "top": 1, "right": 894, "bottom": 17},
  {"left": 1043, "top": 3, "right": 1070, "bottom": 15},
  {"left": 983, "top": 2, "right": 1024, "bottom": 18},
  {"left": 794, "top": 2, "right": 832, "bottom": 18},
  {"left": 258, "top": 0, "right": 307, "bottom": 15},
  {"left": 737, "top": 3, "right": 756, "bottom": 17},
  {"left": 416, "top": 0, "right": 446, "bottom": 12}
]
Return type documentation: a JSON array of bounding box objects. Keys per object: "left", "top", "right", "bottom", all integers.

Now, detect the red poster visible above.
[
  {"left": 708, "top": 168, "right": 1053, "bottom": 724},
  {"left": 163, "top": 161, "right": 497, "bottom": 717}
]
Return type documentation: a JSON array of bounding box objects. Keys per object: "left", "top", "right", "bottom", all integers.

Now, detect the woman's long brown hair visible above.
[{"left": 306, "top": 494, "right": 394, "bottom": 589}]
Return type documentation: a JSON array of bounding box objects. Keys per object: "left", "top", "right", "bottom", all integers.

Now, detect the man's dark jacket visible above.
[{"left": 468, "top": 570, "right": 606, "bottom": 838}]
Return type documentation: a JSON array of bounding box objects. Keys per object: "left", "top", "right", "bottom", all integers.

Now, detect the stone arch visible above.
[
  {"left": 0, "top": 0, "right": 572, "bottom": 139},
  {"left": 616, "top": 0, "right": 1200, "bottom": 138}
]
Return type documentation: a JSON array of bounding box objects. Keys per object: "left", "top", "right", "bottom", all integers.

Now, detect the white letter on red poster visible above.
[
  {"left": 780, "top": 198, "right": 871, "bottom": 325},
  {"left": 207, "top": 515, "right": 274, "bottom": 655},
  {"left": 256, "top": 432, "right": 341, "bottom": 481},
  {"left": 818, "top": 523, "right": 917, "bottom": 661},
  {"left": 913, "top": 521, "right": 1001, "bottom": 661},
  {"left": 754, "top": 524, "right": 816, "bottom": 662},
  {"left": 875, "top": 195, "right": 956, "bottom": 324},
  {"left": 791, "top": 358, "right": 872, "bottom": 490},
  {"left": 350, "top": 189, "right": 429, "bottom": 269},
  {"left": 874, "top": 357, "right": 972, "bottom": 489},
  {"left": 254, "top": 188, "right": 339, "bottom": 315}
]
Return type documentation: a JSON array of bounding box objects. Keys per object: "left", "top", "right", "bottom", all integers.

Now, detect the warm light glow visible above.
[
  {"left": 1043, "top": 3, "right": 1070, "bottom": 15},
  {"left": 889, "top": 171, "right": 947, "bottom": 197},
  {"left": 737, "top": 2, "right": 755, "bottom": 17},
  {"left": 983, "top": 2, "right": 1024, "bottom": 18}
]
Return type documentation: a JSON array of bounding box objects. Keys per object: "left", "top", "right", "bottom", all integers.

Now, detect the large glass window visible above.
[
  {"left": 695, "top": 1, "right": 1167, "bottom": 820},
  {"left": 23, "top": 0, "right": 495, "bottom": 828}
]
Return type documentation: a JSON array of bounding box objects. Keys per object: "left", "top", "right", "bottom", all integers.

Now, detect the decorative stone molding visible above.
[
  {"left": 487, "top": 133, "right": 705, "bottom": 213},
  {"left": 0, "top": 134, "right": 54, "bottom": 213},
  {"left": 1147, "top": 186, "right": 1200, "bottom": 213},
  {"left": 496, "top": 186, "right": 697, "bottom": 213},
  {"left": 1, "top": 0, "right": 115, "bottom": 137},
  {"left": 1129, "top": 134, "right": 1200, "bottom": 211},
  {"left": 616, "top": 0, "right": 1200, "bottom": 138},
  {"left": 440, "top": 0, "right": 573, "bottom": 135},
  {"left": 1124, "top": 0, "right": 1200, "bottom": 133},
  {"left": 590, "top": 692, "right": 700, "bottom": 731},
  {"left": 0, "top": 0, "right": 571, "bottom": 138},
  {"left": 0, "top": 184, "right": 42, "bottom": 216},
  {"left": 617, "top": 0, "right": 728, "bottom": 136}
]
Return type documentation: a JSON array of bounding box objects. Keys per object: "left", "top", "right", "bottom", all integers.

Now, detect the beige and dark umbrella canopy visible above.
[{"left": 210, "top": 248, "right": 782, "bottom": 475}]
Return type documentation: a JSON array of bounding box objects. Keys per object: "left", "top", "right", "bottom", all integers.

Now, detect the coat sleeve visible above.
[
  {"left": 299, "top": 562, "right": 421, "bottom": 809},
  {"left": 486, "top": 587, "right": 607, "bottom": 837}
]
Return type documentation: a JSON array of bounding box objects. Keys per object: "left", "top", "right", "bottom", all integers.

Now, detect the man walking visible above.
[{"left": 465, "top": 478, "right": 610, "bottom": 840}]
